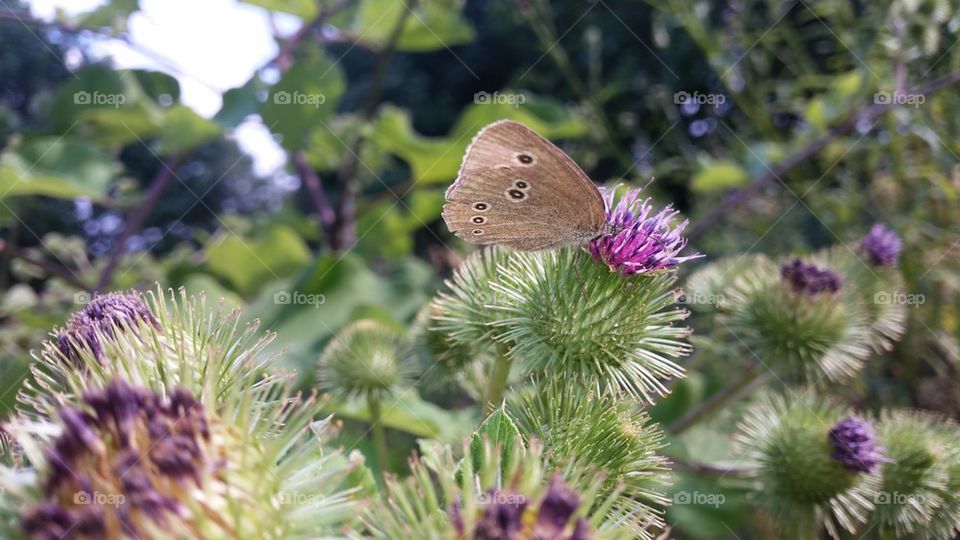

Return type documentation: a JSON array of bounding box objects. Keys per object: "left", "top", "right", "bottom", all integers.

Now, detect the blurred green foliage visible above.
[{"left": 1, "top": 0, "right": 960, "bottom": 535}]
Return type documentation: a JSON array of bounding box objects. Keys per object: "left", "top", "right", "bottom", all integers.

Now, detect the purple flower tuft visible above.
[
  {"left": 533, "top": 476, "right": 582, "bottom": 538},
  {"left": 459, "top": 477, "right": 591, "bottom": 540},
  {"left": 780, "top": 259, "right": 842, "bottom": 296},
  {"left": 589, "top": 187, "right": 702, "bottom": 276},
  {"left": 56, "top": 292, "right": 160, "bottom": 364},
  {"left": 473, "top": 490, "right": 526, "bottom": 540},
  {"left": 25, "top": 379, "right": 209, "bottom": 537},
  {"left": 828, "top": 416, "right": 886, "bottom": 474},
  {"left": 860, "top": 223, "right": 902, "bottom": 267}
]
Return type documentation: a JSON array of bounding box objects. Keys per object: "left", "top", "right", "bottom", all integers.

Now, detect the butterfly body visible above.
[{"left": 442, "top": 120, "right": 607, "bottom": 251}]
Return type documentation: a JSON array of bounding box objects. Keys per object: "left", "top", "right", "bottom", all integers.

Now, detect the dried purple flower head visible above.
[
  {"left": 780, "top": 259, "right": 842, "bottom": 296},
  {"left": 589, "top": 187, "right": 702, "bottom": 276},
  {"left": 472, "top": 490, "right": 527, "bottom": 540},
  {"left": 454, "top": 476, "right": 590, "bottom": 540},
  {"left": 533, "top": 476, "right": 589, "bottom": 540},
  {"left": 860, "top": 223, "right": 902, "bottom": 267},
  {"left": 22, "top": 379, "right": 212, "bottom": 539},
  {"left": 56, "top": 292, "right": 160, "bottom": 364},
  {"left": 828, "top": 416, "right": 886, "bottom": 474}
]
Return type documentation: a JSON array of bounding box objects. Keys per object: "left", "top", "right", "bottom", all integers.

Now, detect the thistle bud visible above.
[
  {"left": 734, "top": 393, "right": 879, "bottom": 538},
  {"left": 3, "top": 287, "right": 365, "bottom": 540},
  {"left": 56, "top": 292, "right": 160, "bottom": 364}
]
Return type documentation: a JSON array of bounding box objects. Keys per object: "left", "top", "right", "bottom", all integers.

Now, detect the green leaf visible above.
[
  {"left": 304, "top": 115, "right": 364, "bottom": 171},
  {"left": 324, "top": 389, "right": 475, "bottom": 441},
  {"left": 469, "top": 406, "right": 522, "bottom": 470},
  {"left": 204, "top": 224, "right": 312, "bottom": 296},
  {"left": 261, "top": 50, "right": 345, "bottom": 150},
  {"left": 157, "top": 105, "right": 222, "bottom": 154},
  {"left": 691, "top": 160, "right": 749, "bottom": 193},
  {"left": 49, "top": 66, "right": 165, "bottom": 146},
  {"left": 355, "top": 189, "right": 445, "bottom": 258},
  {"left": 215, "top": 83, "right": 261, "bottom": 128},
  {"left": 0, "top": 137, "right": 120, "bottom": 199},
  {"left": 179, "top": 273, "right": 246, "bottom": 312},
  {"left": 241, "top": 0, "right": 318, "bottom": 18},
  {"left": 77, "top": 0, "right": 139, "bottom": 30},
  {"left": 132, "top": 70, "right": 181, "bottom": 104},
  {"left": 352, "top": 0, "right": 474, "bottom": 52},
  {"left": 244, "top": 253, "right": 432, "bottom": 377}
]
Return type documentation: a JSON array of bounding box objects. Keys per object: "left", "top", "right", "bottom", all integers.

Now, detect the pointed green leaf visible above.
[
  {"left": 469, "top": 406, "right": 522, "bottom": 470},
  {"left": 0, "top": 137, "right": 120, "bottom": 199},
  {"left": 157, "top": 105, "right": 222, "bottom": 154},
  {"left": 261, "top": 50, "right": 345, "bottom": 150},
  {"left": 353, "top": 0, "right": 474, "bottom": 52}
]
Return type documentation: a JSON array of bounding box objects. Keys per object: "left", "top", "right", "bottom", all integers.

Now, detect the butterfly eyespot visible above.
[
  {"left": 471, "top": 216, "right": 486, "bottom": 224},
  {"left": 516, "top": 153, "right": 535, "bottom": 165},
  {"left": 506, "top": 189, "right": 526, "bottom": 201},
  {"left": 473, "top": 202, "right": 489, "bottom": 211},
  {"left": 514, "top": 179, "right": 529, "bottom": 189},
  {"left": 472, "top": 229, "right": 484, "bottom": 235}
]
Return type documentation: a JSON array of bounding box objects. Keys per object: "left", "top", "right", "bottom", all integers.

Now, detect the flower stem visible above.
[
  {"left": 668, "top": 362, "right": 769, "bottom": 435},
  {"left": 484, "top": 351, "right": 512, "bottom": 416},
  {"left": 367, "top": 393, "right": 389, "bottom": 488}
]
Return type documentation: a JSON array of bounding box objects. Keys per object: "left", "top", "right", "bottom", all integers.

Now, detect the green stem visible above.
[
  {"left": 668, "top": 362, "right": 770, "bottom": 435},
  {"left": 367, "top": 393, "right": 389, "bottom": 488},
  {"left": 484, "top": 351, "right": 512, "bottom": 416}
]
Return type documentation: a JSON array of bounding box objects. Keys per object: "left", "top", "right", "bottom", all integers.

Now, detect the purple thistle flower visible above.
[
  {"left": 589, "top": 187, "right": 702, "bottom": 276},
  {"left": 56, "top": 292, "right": 160, "bottom": 364},
  {"left": 780, "top": 259, "right": 842, "bottom": 296},
  {"left": 860, "top": 223, "right": 902, "bottom": 267},
  {"left": 828, "top": 416, "right": 886, "bottom": 474}
]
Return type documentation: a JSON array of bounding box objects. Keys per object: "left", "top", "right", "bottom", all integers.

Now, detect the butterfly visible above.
[{"left": 442, "top": 120, "right": 608, "bottom": 251}]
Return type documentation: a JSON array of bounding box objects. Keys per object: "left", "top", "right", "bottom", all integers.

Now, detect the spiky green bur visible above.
[
  {"left": 318, "top": 319, "right": 413, "bottom": 401},
  {"left": 683, "top": 254, "right": 763, "bottom": 312},
  {"left": 870, "top": 410, "right": 959, "bottom": 538},
  {"left": 492, "top": 247, "right": 689, "bottom": 401},
  {"left": 812, "top": 246, "right": 907, "bottom": 353},
  {"left": 432, "top": 246, "right": 514, "bottom": 346},
  {"left": 409, "top": 304, "right": 490, "bottom": 400},
  {"left": 1, "top": 287, "right": 366, "bottom": 540},
  {"left": 722, "top": 257, "right": 871, "bottom": 383},
  {"left": 360, "top": 438, "right": 650, "bottom": 539},
  {"left": 927, "top": 423, "right": 960, "bottom": 539},
  {"left": 510, "top": 379, "right": 670, "bottom": 538},
  {"left": 735, "top": 393, "right": 879, "bottom": 539}
]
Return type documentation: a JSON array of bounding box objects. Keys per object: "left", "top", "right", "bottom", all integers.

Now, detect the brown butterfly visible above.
[{"left": 442, "top": 120, "right": 608, "bottom": 251}]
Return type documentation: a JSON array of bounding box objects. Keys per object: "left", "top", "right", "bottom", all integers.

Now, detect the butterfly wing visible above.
[
  {"left": 443, "top": 166, "right": 604, "bottom": 251},
  {"left": 442, "top": 120, "right": 606, "bottom": 251}
]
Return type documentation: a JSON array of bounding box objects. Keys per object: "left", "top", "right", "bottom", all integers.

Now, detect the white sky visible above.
[{"left": 29, "top": 0, "right": 293, "bottom": 175}]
